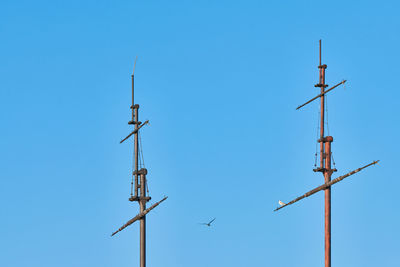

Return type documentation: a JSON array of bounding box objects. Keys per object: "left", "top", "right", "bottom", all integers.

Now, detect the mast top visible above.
[
  {"left": 132, "top": 56, "right": 138, "bottom": 77},
  {"left": 319, "top": 39, "right": 322, "bottom": 66}
]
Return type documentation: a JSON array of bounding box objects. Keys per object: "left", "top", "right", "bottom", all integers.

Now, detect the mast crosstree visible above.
[{"left": 275, "top": 40, "right": 379, "bottom": 267}]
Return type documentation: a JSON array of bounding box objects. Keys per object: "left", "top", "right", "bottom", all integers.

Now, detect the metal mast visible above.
[
  {"left": 275, "top": 40, "right": 379, "bottom": 267},
  {"left": 112, "top": 58, "right": 167, "bottom": 267}
]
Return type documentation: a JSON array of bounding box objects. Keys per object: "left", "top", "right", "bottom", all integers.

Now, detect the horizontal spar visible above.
[
  {"left": 274, "top": 160, "right": 379, "bottom": 212},
  {"left": 296, "top": 80, "right": 346, "bottom": 110},
  {"left": 111, "top": 196, "right": 168, "bottom": 237},
  {"left": 120, "top": 120, "right": 149, "bottom": 144}
]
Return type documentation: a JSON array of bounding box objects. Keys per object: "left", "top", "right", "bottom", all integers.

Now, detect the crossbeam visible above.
[
  {"left": 111, "top": 196, "right": 168, "bottom": 236},
  {"left": 296, "top": 80, "right": 346, "bottom": 110},
  {"left": 274, "top": 160, "right": 379, "bottom": 211},
  {"left": 120, "top": 120, "right": 149, "bottom": 144}
]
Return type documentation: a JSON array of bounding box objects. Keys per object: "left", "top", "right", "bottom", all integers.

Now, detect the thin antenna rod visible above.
[
  {"left": 319, "top": 39, "right": 322, "bottom": 66},
  {"left": 131, "top": 56, "right": 138, "bottom": 121}
]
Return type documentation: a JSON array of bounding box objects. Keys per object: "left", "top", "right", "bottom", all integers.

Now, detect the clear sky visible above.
[{"left": 1, "top": 1, "right": 399, "bottom": 266}]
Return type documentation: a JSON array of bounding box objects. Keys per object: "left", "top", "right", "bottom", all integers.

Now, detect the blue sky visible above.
[{"left": 1, "top": 1, "right": 399, "bottom": 266}]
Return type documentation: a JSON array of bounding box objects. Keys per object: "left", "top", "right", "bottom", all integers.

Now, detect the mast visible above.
[
  {"left": 275, "top": 40, "right": 378, "bottom": 267},
  {"left": 112, "top": 58, "right": 167, "bottom": 267},
  {"left": 316, "top": 40, "right": 332, "bottom": 267}
]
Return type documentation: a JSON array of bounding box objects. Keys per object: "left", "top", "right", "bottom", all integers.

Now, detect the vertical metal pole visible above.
[
  {"left": 319, "top": 40, "right": 326, "bottom": 169},
  {"left": 130, "top": 74, "right": 135, "bottom": 196},
  {"left": 324, "top": 138, "right": 332, "bottom": 267},
  {"left": 134, "top": 106, "right": 139, "bottom": 197},
  {"left": 318, "top": 40, "right": 331, "bottom": 267},
  {"left": 139, "top": 171, "right": 147, "bottom": 267},
  {"left": 131, "top": 74, "right": 135, "bottom": 121}
]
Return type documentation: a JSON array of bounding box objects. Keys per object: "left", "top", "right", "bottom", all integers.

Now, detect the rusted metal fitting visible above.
[
  {"left": 128, "top": 195, "right": 151, "bottom": 202},
  {"left": 313, "top": 167, "right": 325, "bottom": 172},
  {"left": 129, "top": 195, "right": 139, "bottom": 202},
  {"left": 133, "top": 168, "right": 147, "bottom": 175},
  {"left": 318, "top": 136, "right": 334, "bottom": 143},
  {"left": 140, "top": 196, "right": 151, "bottom": 202},
  {"left": 313, "top": 167, "right": 337, "bottom": 173},
  {"left": 138, "top": 168, "right": 148, "bottom": 175},
  {"left": 130, "top": 104, "right": 140, "bottom": 109},
  {"left": 318, "top": 64, "right": 327, "bottom": 69},
  {"left": 128, "top": 120, "right": 141, "bottom": 125},
  {"left": 314, "top": 83, "right": 329, "bottom": 88}
]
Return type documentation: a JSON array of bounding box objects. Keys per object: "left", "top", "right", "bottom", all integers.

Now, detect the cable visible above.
[
  {"left": 139, "top": 131, "right": 146, "bottom": 168},
  {"left": 138, "top": 131, "right": 149, "bottom": 195},
  {"left": 326, "top": 94, "right": 330, "bottom": 136},
  {"left": 131, "top": 138, "right": 134, "bottom": 196},
  {"left": 315, "top": 99, "right": 320, "bottom": 167}
]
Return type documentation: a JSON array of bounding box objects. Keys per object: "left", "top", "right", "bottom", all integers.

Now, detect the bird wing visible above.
[{"left": 208, "top": 218, "right": 216, "bottom": 224}]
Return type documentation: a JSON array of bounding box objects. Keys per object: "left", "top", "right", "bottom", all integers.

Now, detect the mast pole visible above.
[
  {"left": 317, "top": 39, "right": 332, "bottom": 267},
  {"left": 131, "top": 57, "right": 139, "bottom": 198},
  {"left": 318, "top": 39, "right": 326, "bottom": 169},
  {"left": 139, "top": 171, "right": 147, "bottom": 267},
  {"left": 275, "top": 40, "right": 378, "bottom": 267},
  {"left": 131, "top": 57, "right": 143, "bottom": 266},
  {"left": 134, "top": 105, "right": 139, "bottom": 197},
  {"left": 325, "top": 137, "right": 332, "bottom": 267},
  {"left": 112, "top": 58, "right": 167, "bottom": 267}
]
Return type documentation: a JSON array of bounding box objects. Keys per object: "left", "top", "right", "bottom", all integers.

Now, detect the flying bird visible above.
[
  {"left": 199, "top": 218, "right": 216, "bottom": 227},
  {"left": 278, "top": 200, "right": 286, "bottom": 206}
]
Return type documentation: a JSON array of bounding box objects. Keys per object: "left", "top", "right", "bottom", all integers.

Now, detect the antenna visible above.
[
  {"left": 275, "top": 40, "right": 379, "bottom": 267},
  {"left": 131, "top": 55, "right": 138, "bottom": 121},
  {"left": 112, "top": 58, "right": 167, "bottom": 267}
]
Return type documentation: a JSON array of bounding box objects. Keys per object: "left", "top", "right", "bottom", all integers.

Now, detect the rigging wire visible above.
[
  {"left": 325, "top": 92, "right": 337, "bottom": 168},
  {"left": 332, "top": 152, "right": 336, "bottom": 168},
  {"left": 326, "top": 94, "right": 330, "bottom": 136},
  {"left": 139, "top": 131, "right": 146, "bottom": 168},
  {"left": 138, "top": 131, "right": 149, "bottom": 195},
  {"left": 131, "top": 135, "right": 135, "bottom": 196},
  {"left": 130, "top": 127, "right": 140, "bottom": 197},
  {"left": 314, "top": 97, "right": 320, "bottom": 168}
]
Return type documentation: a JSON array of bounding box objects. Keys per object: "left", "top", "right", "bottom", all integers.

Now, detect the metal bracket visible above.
[
  {"left": 318, "top": 136, "right": 334, "bottom": 143},
  {"left": 313, "top": 168, "right": 337, "bottom": 173},
  {"left": 130, "top": 104, "right": 140, "bottom": 109},
  {"left": 314, "top": 83, "right": 329, "bottom": 88},
  {"left": 133, "top": 168, "right": 148, "bottom": 175},
  {"left": 129, "top": 196, "right": 151, "bottom": 202},
  {"left": 128, "top": 120, "right": 141, "bottom": 125}
]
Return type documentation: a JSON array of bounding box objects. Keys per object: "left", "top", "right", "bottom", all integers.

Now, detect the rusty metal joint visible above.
[
  {"left": 130, "top": 104, "right": 140, "bottom": 109},
  {"left": 128, "top": 120, "right": 142, "bottom": 125},
  {"left": 133, "top": 168, "right": 148, "bottom": 175},
  {"left": 318, "top": 136, "right": 334, "bottom": 143},
  {"left": 129, "top": 195, "right": 139, "bottom": 202},
  {"left": 314, "top": 83, "right": 329, "bottom": 88}
]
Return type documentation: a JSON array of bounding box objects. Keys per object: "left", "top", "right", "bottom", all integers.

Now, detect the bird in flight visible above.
[
  {"left": 278, "top": 200, "right": 286, "bottom": 206},
  {"left": 199, "top": 218, "right": 216, "bottom": 227}
]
